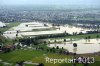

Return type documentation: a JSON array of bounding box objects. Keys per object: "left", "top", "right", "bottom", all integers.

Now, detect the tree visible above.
[
  {"left": 16, "top": 61, "right": 24, "bottom": 66},
  {"left": 59, "top": 50, "right": 63, "bottom": 54},
  {"left": 87, "top": 36, "right": 91, "bottom": 42},
  {"left": 70, "top": 38, "right": 73, "bottom": 44},
  {"left": 54, "top": 40, "right": 57, "bottom": 43},
  {"left": 38, "top": 63, "right": 44, "bottom": 66},
  {"left": 50, "top": 48, "right": 53, "bottom": 52},
  {"left": 52, "top": 47, "right": 56, "bottom": 53},
  {"left": 96, "top": 35, "right": 99, "bottom": 41},
  {"left": 48, "top": 41, "right": 50, "bottom": 44},
  {"left": 73, "top": 43, "right": 77, "bottom": 56},
  {"left": 56, "top": 46, "right": 59, "bottom": 49},
  {"left": 64, "top": 39, "right": 66, "bottom": 42},
  {"left": 0, "top": 31, "right": 2, "bottom": 36},
  {"left": 16, "top": 34, "right": 18, "bottom": 37},
  {"left": 85, "top": 37, "right": 88, "bottom": 40},
  {"left": 73, "top": 43, "right": 77, "bottom": 47},
  {"left": 26, "top": 25, "right": 28, "bottom": 27},
  {"left": 17, "top": 44, "right": 21, "bottom": 49},
  {"left": 17, "top": 30, "right": 19, "bottom": 33},
  {"left": 96, "top": 35, "right": 99, "bottom": 38},
  {"left": 62, "top": 47, "right": 64, "bottom": 50},
  {"left": 43, "top": 41, "right": 47, "bottom": 44},
  {"left": 87, "top": 36, "right": 91, "bottom": 39}
]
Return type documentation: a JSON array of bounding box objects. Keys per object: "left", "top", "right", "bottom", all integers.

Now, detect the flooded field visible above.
[
  {"left": 3, "top": 22, "right": 93, "bottom": 39},
  {"left": 2, "top": 22, "right": 100, "bottom": 54},
  {"left": 48, "top": 39, "right": 100, "bottom": 54}
]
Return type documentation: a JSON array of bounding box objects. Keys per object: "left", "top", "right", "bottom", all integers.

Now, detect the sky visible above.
[{"left": 0, "top": 0, "right": 100, "bottom": 6}]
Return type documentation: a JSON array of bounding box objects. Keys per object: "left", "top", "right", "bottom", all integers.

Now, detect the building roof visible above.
[{"left": 0, "top": 21, "right": 6, "bottom": 27}]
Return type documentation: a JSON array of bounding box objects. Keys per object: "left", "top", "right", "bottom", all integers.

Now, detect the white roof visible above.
[{"left": 0, "top": 21, "right": 6, "bottom": 27}]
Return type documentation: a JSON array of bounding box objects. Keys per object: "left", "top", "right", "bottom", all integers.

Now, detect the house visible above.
[{"left": 0, "top": 21, "right": 6, "bottom": 28}]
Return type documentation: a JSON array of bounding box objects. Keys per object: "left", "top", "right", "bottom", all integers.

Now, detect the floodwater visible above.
[
  {"left": 3, "top": 22, "right": 100, "bottom": 54},
  {"left": 48, "top": 39, "right": 100, "bottom": 54},
  {"left": 3, "top": 22, "right": 93, "bottom": 39}
]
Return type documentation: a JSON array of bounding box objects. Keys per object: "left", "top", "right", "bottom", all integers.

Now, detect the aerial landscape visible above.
[{"left": 0, "top": 0, "right": 100, "bottom": 66}]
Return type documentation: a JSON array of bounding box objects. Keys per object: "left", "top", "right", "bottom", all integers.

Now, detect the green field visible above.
[
  {"left": 0, "top": 49, "right": 100, "bottom": 66},
  {"left": 49, "top": 33, "right": 100, "bottom": 40},
  {"left": 0, "top": 49, "right": 71, "bottom": 66}
]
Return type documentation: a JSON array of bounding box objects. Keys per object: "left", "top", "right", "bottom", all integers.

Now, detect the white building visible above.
[{"left": 0, "top": 21, "right": 6, "bottom": 28}]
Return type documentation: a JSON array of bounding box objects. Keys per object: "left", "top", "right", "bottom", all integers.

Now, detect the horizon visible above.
[{"left": 0, "top": 0, "right": 100, "bottom": 7}]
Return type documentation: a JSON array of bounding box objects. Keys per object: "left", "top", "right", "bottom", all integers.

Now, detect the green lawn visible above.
[
  {"left": 0, "top": 49, "right": 100, "bottom": 66},
  {"left": 0, "top": 49, "right": 71, "bottom": 66}
]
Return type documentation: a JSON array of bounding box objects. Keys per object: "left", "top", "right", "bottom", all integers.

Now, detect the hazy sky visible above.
[{"left": 0, "top": 0, "right": 100, "bottom": 6}]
